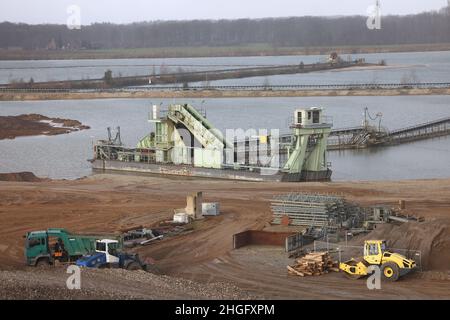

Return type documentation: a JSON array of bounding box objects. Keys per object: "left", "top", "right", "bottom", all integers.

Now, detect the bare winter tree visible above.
[{"left": 0, "top": 8, "right": 449, "bottom": 50}]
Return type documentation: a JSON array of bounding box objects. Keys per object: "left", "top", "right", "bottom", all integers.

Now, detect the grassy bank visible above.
[
  {"left": 1, "top": 43, "right": 450, "bottom": 60},
  {"left": 1, "top": 87, "right": 449, "bottom": 101}
]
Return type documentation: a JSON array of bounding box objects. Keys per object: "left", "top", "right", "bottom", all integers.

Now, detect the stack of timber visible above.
[
  {"left": 287, "top": 252, "right": 340, "bottom": 277},
  {"left": 271, "top": 193, "right": 352, "bottom": 228}
]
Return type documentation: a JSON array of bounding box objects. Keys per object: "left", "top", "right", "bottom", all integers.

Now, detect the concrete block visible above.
[
  {"left": 195, "top": 192, "right": 203, "bottom": 219},
  {"left": 173, "top": 212, "right": 190, "bottom": 224},
  {"left": 202, "top": 202, "right": 220, "bottom": 216},
  {"left": 186, "top": 195, "right": 196, "bottom": 216},
  {"left": 185, "top": 192, "right": 203, "bottom": 219}
]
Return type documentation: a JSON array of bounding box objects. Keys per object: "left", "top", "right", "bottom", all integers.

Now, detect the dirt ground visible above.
[{"left": 0, "top": 174, "right": 449, "bottom": 299}]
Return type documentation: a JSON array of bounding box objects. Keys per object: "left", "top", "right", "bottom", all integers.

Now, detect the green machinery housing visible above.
[
  {"left": 282, "top": 107, "right": 332, "bottom": 181},
  {"left": 137, "top": 103, "right": 230, "bottom": 169}
]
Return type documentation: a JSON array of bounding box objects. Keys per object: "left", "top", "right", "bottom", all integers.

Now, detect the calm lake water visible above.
[
  {"left": 0, "top": 96, "right": 449, "bottom": 181},
  {"left": 1, "top": 51, "right": 450, "bottom": 85}
]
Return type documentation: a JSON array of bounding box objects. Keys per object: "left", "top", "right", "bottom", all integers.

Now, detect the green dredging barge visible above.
[{"left": 92, "top": 103, "right": 332, "bottom": 182}]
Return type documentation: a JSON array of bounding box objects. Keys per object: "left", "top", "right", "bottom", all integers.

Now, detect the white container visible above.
[
  {"left": 173, "top": 212, "right": 190, "bottom": 224},
  {"left": 202, "top": 203, "right": 220, "bottom": 216}
]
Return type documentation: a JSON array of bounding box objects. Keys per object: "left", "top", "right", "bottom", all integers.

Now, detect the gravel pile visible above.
[{"left": 0, "top": 268, "right": 257, "bottom": 300}]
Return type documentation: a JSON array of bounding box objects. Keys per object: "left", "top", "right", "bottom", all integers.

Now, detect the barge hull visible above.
[
  {"left": 91, "top": 160, "right": 332, "bottom": 182},
  {"left": 92, "top": 159, "right": 282, "bottom": 182}
]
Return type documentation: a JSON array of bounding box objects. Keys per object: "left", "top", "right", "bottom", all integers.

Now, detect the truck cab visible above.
[
  {"left": 25, "top": 230, "right": 50, "bottom": 266},
  {"left": 95, "top": 239, "right": 120, "bottom": 264}
]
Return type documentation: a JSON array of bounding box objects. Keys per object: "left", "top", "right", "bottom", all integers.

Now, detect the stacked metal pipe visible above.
[{"left": 271, "top": 193, "right": 349, "bottom": 228}]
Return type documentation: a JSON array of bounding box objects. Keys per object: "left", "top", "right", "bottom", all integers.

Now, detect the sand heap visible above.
[{"left": 0, "top": 172, "right": 44, "bottom": 182}]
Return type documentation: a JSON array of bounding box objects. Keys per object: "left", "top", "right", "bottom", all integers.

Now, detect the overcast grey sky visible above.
[{"left": 0, "top": 0, "right": 447, "bottom": 24}]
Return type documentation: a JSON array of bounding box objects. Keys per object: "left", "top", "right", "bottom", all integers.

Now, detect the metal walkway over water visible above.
[
  {"left": 388, "top": 116, "right": 450, "bottom": 144},
  {"left": 327, "top": 116, "right": 450, "bottom": 150},
  {"left": 276, "top": 116, "right": 450, "bottom": 152}
]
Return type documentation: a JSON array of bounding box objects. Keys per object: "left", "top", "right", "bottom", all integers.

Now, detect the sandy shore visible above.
[
  {"left": 1, "top": 87, "right": 449, "bottom": 101},
  {"left": 0, "top": 114, "right": 90, "bottom": 140},
  {"left": 0, "top": 174, "right": 448, "bottom": 299}
]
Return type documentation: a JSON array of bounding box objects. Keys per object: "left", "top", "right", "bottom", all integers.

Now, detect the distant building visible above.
[{"left": 328, "top": 52, "right": 342, "bottom": 64}]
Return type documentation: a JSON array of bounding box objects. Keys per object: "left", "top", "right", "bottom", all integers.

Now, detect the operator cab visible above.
[
  {"left": 292, "top": 107, "right": 332, "bottom": 129},
  {"left": 25, "top": 231, "right": 46, "bottom": 248},
  {"left": 294, "top": 108, "right": 322, "bottom": 127},
  {"left": 364, "top": 240, "right": 387, "bottom": 264},
  {"left": 96, "top": 239, "right": 120, "bottom": 264}
]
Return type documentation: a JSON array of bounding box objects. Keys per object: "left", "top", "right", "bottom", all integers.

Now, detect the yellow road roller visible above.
[{"left": 339, "top": 240, "right": 416, "bottom": 281}]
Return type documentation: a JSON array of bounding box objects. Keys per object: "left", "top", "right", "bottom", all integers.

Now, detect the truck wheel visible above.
[
  {"left": 381, "top": 262, "right": 400, "bottom": 281},
  {"left": 36, "top": 258, "right": 51, "bottom": 268},
  {"left": 126, "top": 262, "right": 141, "bottom": 271}
]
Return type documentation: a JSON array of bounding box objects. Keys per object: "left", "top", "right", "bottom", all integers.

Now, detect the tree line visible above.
[{"left": 0, "top": 8, "right": 449, "bottom": 50}]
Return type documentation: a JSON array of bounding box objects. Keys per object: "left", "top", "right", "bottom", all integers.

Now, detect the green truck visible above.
[{"left": 24, "top": 228, "right": 122, "bottom": 267}]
